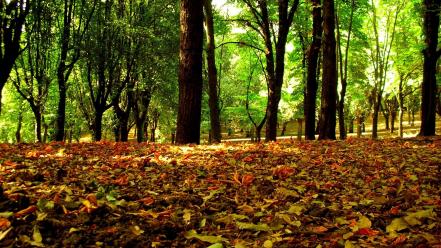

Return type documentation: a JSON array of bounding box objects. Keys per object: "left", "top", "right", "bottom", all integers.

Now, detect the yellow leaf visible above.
[
  {"left": 263, "top": 240, "right": 273, "bottom": 248},
  {"left": 357, "top": 215, "right": 372, "bottom": 229},
  {"left": 130, "top": 225, "right": 144, "bottom": 236},
  {"left": 183, "top": 209, "right": 191, "bottom": 223},
  {"left": 386, "top": 218, "right": 408, "bottom": 233},
  {"left": 344, "top": 240, "right": 355, "bottom": 248},
  {"left": 288, "top": 204, "right": 303, "bottom": 215},
  {"left": 33, "top": 226, "right": 42, "bottom": 243}
]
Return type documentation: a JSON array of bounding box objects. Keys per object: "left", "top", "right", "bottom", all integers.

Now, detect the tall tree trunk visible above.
[
  {"left": 419, "top": 0, "right": 440, "bottom": 136},
  {"left": 204, "top": 0, "right": 222, "bottom": 143},
  {"left": 304, "top": 0, "right": 322, "bottom": 140},
  {"left": 318, "top": 0, "right": 337, "bottom": 140},
  {"left": 55, "top": 80, "right": 67, "bottom": 141},
  {"left": 336, "top": 0, "right": 354, "bottom": 140},
  {"left": 176, "top": 0, "right": 204, "bottom": 144}
]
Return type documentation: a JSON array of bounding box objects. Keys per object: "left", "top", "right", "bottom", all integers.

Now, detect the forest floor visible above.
[{"left": 0, "top": 137, "right": 440, "bottom": 247}]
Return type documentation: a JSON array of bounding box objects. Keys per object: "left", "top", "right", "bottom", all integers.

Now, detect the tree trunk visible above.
[
  {"left": 55, "top": 63, "right": 68, "bottom": 142},
  {"left": 136, "top": 119, "right": 146, "bottom": 143},
  {"left": 372, "top": 102, "right": 380, "bottom": 139},
  {"left": 150, "top": 129, "right": 156, "bottom": 142},
  {"left": 419, "top": 0, "right": 440, "bottom": 136},
  {"left": 297, "top": 118, "right": 303, "bottom": 140},
  {"left": 348, "top": 117, "right": 354, "bottom": 133},
  {"left": 280, "top": 121, "right": 289, "bottom": 136},
  {"left": 204, "top": 0, "right": 222, "bottom": 143},
  {"left": 318, "top": 0, "right": 337, "bottom": 140},
  {"left": 31, "top": 107, "right": 42, "bottom": 143},
  {"left": 120, "top": 119, "right": 129, "bottom": 141},
  {"left": 304, "top": 0, "right": 322, "bottom": 140},
  {"left": 384, "top": 112, "right": 390, "bottom": 131},
  {"left": 390, "top": 110, "right": 397, "bottom": 133},
  {"left": 357, "top": 116, "right": 362, "bottom": 138},
  {"left": 15, "top": 108, "right": 23, "bottom": 143},
  {"left": 176, "top": 0, "right": 204, "bottom": 144},
  {"left": 93, "top": 110, "right": 104, "bottom": 141}
]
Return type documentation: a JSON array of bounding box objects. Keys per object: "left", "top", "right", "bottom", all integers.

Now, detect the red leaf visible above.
[
  {"left": 0, "top": 218, "right": 11, "bottom": 230},
  {"left": 392, "top": 235, "right": 407, "bottom": 245},
  {"left": 273, "top": 166, "right": 295, "bottom": 179},
  {"left": 14, "top": 205, "right": 37, "bottom": 218},
  {"left": 356, "top": 228, "right": 379, "bottom": 236},
  {"left": 390, "top": 206, "right": 400, "bottom": 215},
  {"left": 241, "top": 174, "right": 255, "bottom": 187},
  {"left": 114, "top": 175, "right": 129, "bottom": 186},
  {"left": 138, "top": 197, "right": 155, "bottom": 205}
]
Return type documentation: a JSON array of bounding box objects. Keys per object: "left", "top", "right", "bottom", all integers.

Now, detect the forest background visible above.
[{"left": 0, "top": 0, "right": 440, "bottom": 144}]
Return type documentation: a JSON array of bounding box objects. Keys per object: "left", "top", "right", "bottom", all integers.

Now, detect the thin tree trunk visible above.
[
  {"left": 372, "top": 102, "right": 380, "bottom": 139},
  {"left": 297, "top": 118, "right": 303, "bottom": 140},
  {"left": 357, "top": 116, "right": 362, "bottom": 138},
  {"left": 336, "top": 0, "right": 354, "bottom": 140},
  {"left": 304, "top": 0, "right": 322, "bottom": 140},
  {"left": 15, "top": 107, "right": 23, "bottom": 143},
  {"left": 204, "top": 0, "right": 221, "bottom": 143}
]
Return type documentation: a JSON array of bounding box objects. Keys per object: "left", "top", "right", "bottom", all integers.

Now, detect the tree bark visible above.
[
  {"left": 318, "top": 0, "right": 337, "bottom": 140},
  {"left": 419, "top": 0, "right": 440, "bottom": 136},
  {"left": 204, "top": 0, "right": 222, "bottom": 143},
  {"left": 93, "top": 110, "right": 104, "bottom": 141},
  {"left": 304, "top": 0, "right": 322, "bottom": 140},
  {"left": 176, "top": 0, "right": 204, "bottom": 144}
]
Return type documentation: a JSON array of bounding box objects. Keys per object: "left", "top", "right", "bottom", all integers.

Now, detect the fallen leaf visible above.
[
  {"left": 0, "top": 218, "right": 11, "bottom": 230},
  {"left": 185, "top": 230, "right": 227, "bottom": 244},
  {"left": 15, "top": 205, "right": 37, "bottom": 218}
]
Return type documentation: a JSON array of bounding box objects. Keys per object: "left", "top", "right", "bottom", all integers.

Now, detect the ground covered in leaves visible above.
[{"left": 0, "top": 137, "right": 440, "bottom": 247}]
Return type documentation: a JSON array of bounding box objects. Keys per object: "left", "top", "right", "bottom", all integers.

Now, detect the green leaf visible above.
[
  {"left": 184, "top": 230, "right": 227, "bottom": 244},
  {"left": 0, "top": 212, "right": 13, "bottom": 218},
  {"left": 207, "top": 243, "right": 224, "bottom": 248},
  {"left": 235, "top": 221, "right": 283, "bottom": 231}
]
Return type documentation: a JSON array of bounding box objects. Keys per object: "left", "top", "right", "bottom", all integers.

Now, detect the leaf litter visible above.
[{"left": 0, "top": 138, "right": 440, "bottom": 247}]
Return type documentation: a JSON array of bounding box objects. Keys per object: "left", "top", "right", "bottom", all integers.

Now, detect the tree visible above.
[
  {"left": 204, "top": 0, "right": 222, "bottom": 143},
  {"left": 419, "top": 0, "right": 440, "bottom": 136},
  {"left": 335, "top": 0, "right": 355, "bottom": 140},
  {"left": 81, "top": 0, "right": 129, "bottom": 141},
  {"left": 304, "top": 0, "right": 323, "bottom": 140},
  {"left": 237, "top": 0, "right": 300, "bottom": 141},
  {"left": 12, "top": 0, "right": 55, "bottom": 143},
  {"left": 176, "top": 0, "right": 204, "bottom": 144},
  {"left": 0, "top": 0, "right": 30, "bottom": 114},
  {"left": 318, "top": 0, "right": 337, "bottom": 140},
  {"left": 54, "top": 0, "right": 96, "bottom": 141},
  {"left": 366, "top": 0, "right": 403, "bottom": 139}
]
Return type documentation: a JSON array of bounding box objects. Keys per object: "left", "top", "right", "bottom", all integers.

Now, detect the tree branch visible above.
[{"left": 216, "top": 41, "right": 265, "bottom": 53}]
